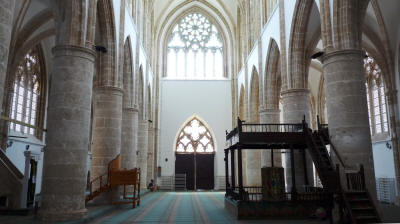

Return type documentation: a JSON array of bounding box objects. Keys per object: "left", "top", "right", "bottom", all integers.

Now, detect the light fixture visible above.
[
  {"left": 311, "top": 51, "right": 324, "bottom": 59},
  {"left": 94, "top": 45, "right": 107, "bottom": 53}
]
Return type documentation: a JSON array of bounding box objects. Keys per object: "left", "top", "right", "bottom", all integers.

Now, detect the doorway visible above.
[
  {"left": 175, "top": 153, "right": 214, "bottom": 190},
  {"left": 27, "top": 159, "right": 37, "bottom": 207}
]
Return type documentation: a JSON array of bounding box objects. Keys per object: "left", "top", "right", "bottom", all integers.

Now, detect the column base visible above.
[{"left": 38, "top": 208, "right": 87, "bottom": 222}]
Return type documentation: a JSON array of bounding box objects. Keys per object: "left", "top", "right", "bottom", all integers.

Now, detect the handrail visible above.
[
  {"left": 0, "top": 149, "right": 24, "bottom": 179},
  {"left": 327, "top": 141, "right": 346, "bottom": 168},
  {"left": 336, "top": 165, "right": 356, "bottom": 223},
  {"left": 88, "top": 172, "right": 108, "bottom": 197}
]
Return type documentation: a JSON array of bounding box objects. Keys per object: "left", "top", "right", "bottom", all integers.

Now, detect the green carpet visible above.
[{"left": 0, "top": 192, "right": 329, "bottom": 223}]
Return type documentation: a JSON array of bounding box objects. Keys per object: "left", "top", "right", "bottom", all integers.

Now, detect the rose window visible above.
[{"left": 167, "top": 13, "right": 224, "bottom": 79}]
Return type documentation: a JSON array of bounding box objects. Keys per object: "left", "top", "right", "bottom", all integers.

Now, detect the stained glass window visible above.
[
  {"left": 167, "top": 13, "right": 224, "bottom": 79},
  {"left": 10, "top": 45, "right": 43, "bottom": 136},
  {"left": 364, "top": 52, "right": 388, "bottom": 135},
  {"left": 176, "top": 118, "right": 215, "bottom": 153}
]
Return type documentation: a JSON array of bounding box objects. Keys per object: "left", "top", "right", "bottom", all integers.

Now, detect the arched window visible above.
[
  {"left": 167, "top": 13, "right": 223, "bottom": 79},
  {"left": 364, "top": 52, "right": 388, "bottom": 135},
  {"left": 10, "top": 45, "right": 45, "bottom": 137},
  {"left": 176, "top": 118, "right": 215, "bottom": 153}
]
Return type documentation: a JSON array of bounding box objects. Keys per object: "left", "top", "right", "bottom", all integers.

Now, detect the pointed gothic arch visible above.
[
  {"left": 123, "top": 37, "right": 134, "bottom": 108},
  {"left": 249, "top": 66, "right": 260, "bottom": 122},
  {"left": 94, "top": 0, "right": 117, "bottom": 87},
  {"left": 175, "top": 116, "right": 215, "bottom": 154},
  {"left": 137, "top": 65, "right": 144, "bottom": 119},
  {"left": 264, "top": 39, "right": 281, "bottom": 110},
  {"left": 8, "top": 44, "right": 47, "bottom": 139}
]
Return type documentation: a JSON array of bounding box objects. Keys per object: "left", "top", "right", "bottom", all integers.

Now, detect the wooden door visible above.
[
  {"left": 196, "top": 153, "right": 214, "bottom": 190},
  {"left": 175, "top": 154, "right": 195, "bottom": 190}
]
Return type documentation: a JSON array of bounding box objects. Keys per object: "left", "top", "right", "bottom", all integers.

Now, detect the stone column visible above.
[
  {"left": 246, "top": 151, "right": 261, "bottom": 186},
  {"left": 137, "top": 120, "right": 148, "bottom": 189},
  {"left": 121, "top": 107, "right": 138, "bottom": 169},
  {"left": 39, "top": 45, "right": 95, "bottom": 221},
  {"left": 281, "top": 89, "right": 313, "bottom": 191},
  {"left": 321, "top": 49, "right": 376, "bottom": 197},
  {"left": 0, "top": 0, "right": 15, "bottom": 116},
  {"left": 146, "top": 125, "right": 154, "bottom": 184},
  {"left": 259, "top": 108, "right": 282, "bottom": 167},
  {"left": 91, "top": 87, "right": 123, "bottom": 202}
]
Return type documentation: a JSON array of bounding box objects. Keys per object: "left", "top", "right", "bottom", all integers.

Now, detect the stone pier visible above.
[
  {"left": 39, "top": 45, "right": 95, "bottom": 221},
  {"left": 137, "top": 120, "right": 148, "bottom": 188},
  {"left": 322, "top": 49, "right": 377, "bottom": 198},
  {"left": 147, "top": 125, "right": 154, "bottom": 184},
  {"left": 0, "top": 0, "right": 15, "bottom": 116},
  {"left": 259, "top": 108, "right": 282, "bottom": 167},
  {"left": 281, "top": 88, "right": 313, "bottom": 191},
  {"left": 121, "top": 107, "right": 139, "bottom": 169},
  {"left": 91, "top": 87, "right": 123, "bottom": 202}
]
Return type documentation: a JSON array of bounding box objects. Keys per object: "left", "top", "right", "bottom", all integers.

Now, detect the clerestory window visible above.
[
  {"left": 167, "top": 13, "right": 224, "bottom": 79},
  {"left": 365, "top": 52, "right": 388, "bottom": 135},
  {"left": 176, "top": 118, "right": 215, "bottom": 153},
  {"left": 10, "top": 45, "right": 45, "bottom": 138}
]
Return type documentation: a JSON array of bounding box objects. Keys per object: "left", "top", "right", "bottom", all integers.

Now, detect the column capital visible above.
[
  {"left": 52, "top": 45, "right": 96, "bottom": 61},
  {"left": 259, "top": 107, "right": 280, "bottom": 114},
  {"left": 321, "top": 49, "right": 364, "bottom": 65},
  {"left": 281, "top": 88, "right": 309, "bottom": 98},
  {"left": 94, "top": 85, "right": 123, "bottom": 94},
  {"left": 123, "top": 107, "right": 139, "bottom": 112}
]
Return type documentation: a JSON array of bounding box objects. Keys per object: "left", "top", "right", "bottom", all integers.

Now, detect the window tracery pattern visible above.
[
  {"left": 364, "top": 52, "right": 388, "bottom": 135},
  {"left": 167, "top": 13, "right": 223, "bottom": 79},
  {"left": 10, "top": 46, "right": 44, "bottom": 136},
  {"left": 176, "top": 118, "right": 215, "bottom": 153}
]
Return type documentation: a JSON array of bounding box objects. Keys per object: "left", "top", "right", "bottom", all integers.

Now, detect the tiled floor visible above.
[{"left": 0, "top": 192, "right": 330, "bottom": 224}]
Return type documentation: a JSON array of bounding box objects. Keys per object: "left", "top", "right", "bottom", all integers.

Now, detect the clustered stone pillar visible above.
[
  {"left": 0, "top": 0, "right": 15, "bottom": 116},
  {"left": 39, "top": 45, "right": 95, "bottom": 221},
  {"left": 322, "top": 49, "right": 377, "bottom": 197},
  {"left": 137, "top": 120, "right": 148, "bottom": 189},
  {"left": 281, "top": 88, "right": 314, "bottom": 191},
  {"left": 91, "top": 87, "right": 123, "bottom": 202},
  {"left": 121, "top": 107, "right": 138, "bottom": 169},
  {"left": 259, "top": 108, "right": 282, "bottom": 167}
]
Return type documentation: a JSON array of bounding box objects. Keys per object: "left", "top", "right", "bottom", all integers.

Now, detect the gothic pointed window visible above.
[
  {"left": 364, "top": 52, "right": 388, "bottom": 135},
  {"left": 176, "top": 118, "right": 215, "bottom": 153},
  {"left": 10, "top": 45, "right": 45, "bottom": 138},
  {"left": 167, "top": 13, "right": 224, "bottom": 79}
]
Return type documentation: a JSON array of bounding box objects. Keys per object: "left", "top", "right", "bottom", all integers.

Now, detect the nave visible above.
[{"left": 0, "top": 192, "right": 327, "bottom": 224}]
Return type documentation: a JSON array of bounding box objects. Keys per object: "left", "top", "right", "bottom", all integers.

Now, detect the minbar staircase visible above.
[
  {"left": 304, "top": 121, "right": 381, "bottom": 224},
  {"left": 86, "top": 155, "right": 141, "bottom": 208},
  {"left": 345, "top": 191, "right": 380, "bottom": 223},
  {"left": 86, "top": 173, "right": 110, "bottom": 203}
]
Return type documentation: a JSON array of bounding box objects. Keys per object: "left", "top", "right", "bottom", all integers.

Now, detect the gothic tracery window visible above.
[
  {"left": 176, "top": 118, "right": 215, "bottom": 153},
  {"left": 167, "top": 13, "right": 224, "bottom": 79},
  {"left": 364, "top": 52, "right": 388, "bottom": 135},
  {"left": 10, "top": 45, "right": 45, "bottom": 137}
]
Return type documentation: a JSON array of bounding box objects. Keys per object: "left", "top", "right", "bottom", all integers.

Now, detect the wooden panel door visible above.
[
  {"left": 175, "top": 154, "right": 195, "bottom": 190},
  {"left": 196, "top": 153, "right": 214, "bottom": 190}
]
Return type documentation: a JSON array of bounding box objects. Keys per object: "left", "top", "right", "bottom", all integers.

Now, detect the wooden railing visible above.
[
  {"left": 345, "top": 165, "right": 365, "bottom": 191},
  {"left": 241, "top": 123, "right": 304, "bottom": 133},
  {"left": 226, "top": 117, "right": 305, "bottom": 141},
  {"left": 228, "top": 186, "right": 332, "bottom": 202},
  {"left": 0, "top": 148, "right": 23, "bottom": 179},
  {"left": 88, "top": 173, "right": 109, "bottom": 198}
]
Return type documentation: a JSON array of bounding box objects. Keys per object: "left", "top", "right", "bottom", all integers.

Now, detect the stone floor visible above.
[{"left": 0, "top": 192, "right": 330, "bottom": 223}]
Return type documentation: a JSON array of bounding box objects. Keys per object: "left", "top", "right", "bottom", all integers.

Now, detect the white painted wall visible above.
[
  {"left": 372, "top": 140, "right": 396, "bottom": 179},
  {"left": 5, "top": 133, "right": 45, "bottom": 195},
  {"left": 158, "top": 80, "right": 232, "bottom": 182}
]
